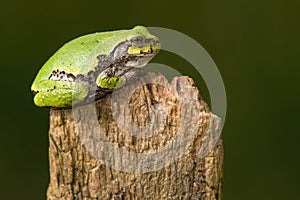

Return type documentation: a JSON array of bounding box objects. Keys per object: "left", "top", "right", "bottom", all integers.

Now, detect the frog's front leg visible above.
[
  {"left": 96, "top": 67, "right": 143, "bottom": 90},
  {"left": 33, "top": 80, "right": 88, "bottom": 108}
]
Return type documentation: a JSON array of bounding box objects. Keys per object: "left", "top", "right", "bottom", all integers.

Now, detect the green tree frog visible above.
[{"left": 31, "top": 26, "right": 160, "bottom": 108}]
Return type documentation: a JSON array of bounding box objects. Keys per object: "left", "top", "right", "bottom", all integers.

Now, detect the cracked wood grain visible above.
[{"left": 47, "top": 73, "right": 224, "bottom": 200}]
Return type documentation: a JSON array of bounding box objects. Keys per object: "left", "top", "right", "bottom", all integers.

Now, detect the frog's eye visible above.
[{"left": 130, "top": 36, "right": 144, "bottom": 44}]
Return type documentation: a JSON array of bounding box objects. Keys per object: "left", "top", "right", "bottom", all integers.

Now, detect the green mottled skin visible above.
[{"left": 31, "top": 26, "right": 160, "bottom": 108}]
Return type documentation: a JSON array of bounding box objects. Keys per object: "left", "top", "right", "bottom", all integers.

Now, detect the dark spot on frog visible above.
[
  {"left": 48, "top": 69, "right": 76, "bottom": 81},
  {"left": 105, "top": 67, "right": 115, "bottom": 77},
  {"left": 76, "top": 74, "right": 84, "bottom": 79},
  {"left": 67, "top": 73, "right": 76, "bottom": 79},
  {"left": 32, "top": 90, "right": 38, "bottom": 95},
  {"left": 87, "top": 70, "right": 94, "bottom": 76},
  {"left": 150, "top": 46, "right": 153, "bottom": 53}
]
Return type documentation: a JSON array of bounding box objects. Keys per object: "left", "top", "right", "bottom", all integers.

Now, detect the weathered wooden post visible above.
[{"left": 47, "top": 73, "right": 224, "bottom": 200}]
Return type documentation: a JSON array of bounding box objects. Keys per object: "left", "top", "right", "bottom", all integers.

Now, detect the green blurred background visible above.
[{"left": 1, "top": 0, "right": 299, "bottom": 199}]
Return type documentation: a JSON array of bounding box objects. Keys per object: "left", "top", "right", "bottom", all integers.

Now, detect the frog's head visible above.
[{"left": 112, "top": 26, "right": 161, "bottom": 68}]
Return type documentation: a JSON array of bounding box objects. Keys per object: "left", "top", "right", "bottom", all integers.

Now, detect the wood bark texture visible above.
[{"left": 47, "top": 73, "right": 224, "bottom": 200}]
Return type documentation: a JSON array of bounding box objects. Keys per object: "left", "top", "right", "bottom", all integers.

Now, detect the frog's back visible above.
[
  {"left": 31, "top": 26, "right": 155, "bottom": 91},
  {"left": 32, "top": 29, "right": 124, "bottom": 87}
]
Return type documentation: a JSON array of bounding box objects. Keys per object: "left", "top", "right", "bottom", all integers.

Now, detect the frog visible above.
[{"left": 31, "top": 26, "right": 160, "bottom": 108}]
